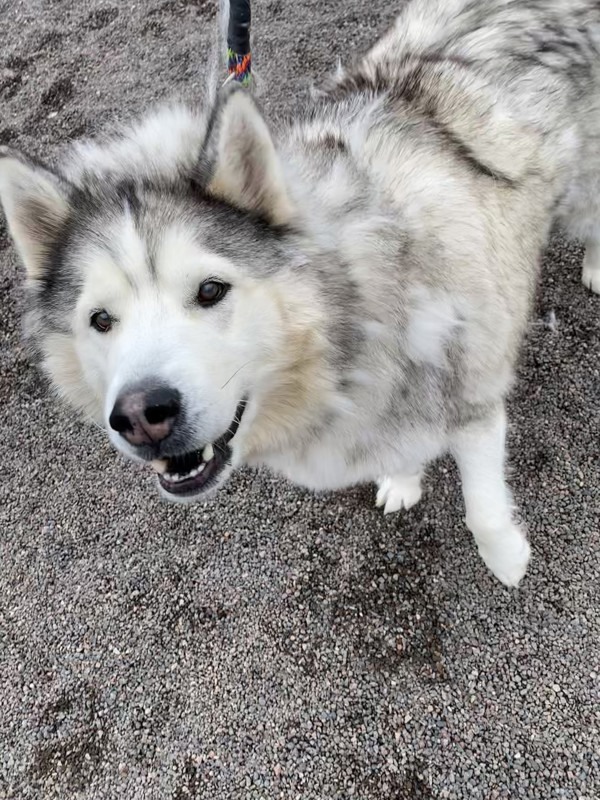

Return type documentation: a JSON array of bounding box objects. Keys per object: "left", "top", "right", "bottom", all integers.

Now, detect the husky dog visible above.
[{"left": 1, "top": 0, "right": 599, "bottom": 587}]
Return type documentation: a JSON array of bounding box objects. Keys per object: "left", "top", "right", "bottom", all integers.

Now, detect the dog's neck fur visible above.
[{"left": 241, "top": 103, "right": 413, "bottom": 464}]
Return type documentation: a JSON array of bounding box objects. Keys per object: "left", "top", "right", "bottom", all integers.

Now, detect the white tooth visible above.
[
  {"left": 189, "top": 467, "right": 199, "bottom": 478},
  {"left": 151, "top": 459, "right": 168, "bottom": 474},
  {"left": 202, "top": 443, "right": 214, "bottom": 462},
  {"left": 197, "top": 462, "right": 205, "bottom": 472}
]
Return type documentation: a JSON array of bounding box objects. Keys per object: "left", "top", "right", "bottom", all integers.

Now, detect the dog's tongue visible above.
[{"left": 151, "top": 459, "right": 168, "bottom": 474}]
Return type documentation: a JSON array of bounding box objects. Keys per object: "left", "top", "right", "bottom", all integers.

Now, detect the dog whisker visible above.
[{"left": 220, "top": 360, "right": 254, "bottom": 390}]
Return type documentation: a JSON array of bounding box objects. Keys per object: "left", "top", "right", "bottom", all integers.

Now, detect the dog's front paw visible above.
[
  {"left": 582, "top": 263, "right": 600, "bottom": 294},
  {"left": 582, "top": 246, "right": 600, "bottom": 294},
  {"left": 476, "top": 524, "right": 531, "bottom": 587},
  {"left": 376, "top": 473, "right": 423, "bottom": 514}
]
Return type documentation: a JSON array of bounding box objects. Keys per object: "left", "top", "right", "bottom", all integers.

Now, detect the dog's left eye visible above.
[
  {"left": 197, "top": 280, "right": 230, "bottom": 307},
  {"left": 90, "top": 310, "right": 113, "bottom": 333}
]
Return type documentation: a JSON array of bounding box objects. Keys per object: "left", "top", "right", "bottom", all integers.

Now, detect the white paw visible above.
[
  {"left": 581, "top": 265, "right": 600, "bottom": 294},
  {"left": 475, "top": 524, "right": 531, "bottom": 587},
  {"left": 581, "top": 249, "right": 600, "bottom": 294},
  {"left": 376, "top": 473, "right": 423, "bottom": 514}
]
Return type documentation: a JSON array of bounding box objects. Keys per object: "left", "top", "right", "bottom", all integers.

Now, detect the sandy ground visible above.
[{"left": 0, "top": 1, "right": 599, "bottom": 798}]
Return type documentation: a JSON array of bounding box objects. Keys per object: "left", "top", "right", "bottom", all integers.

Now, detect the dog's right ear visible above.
[
  {"left": 0, "top": 147, "right": 72, "bottom": 281},
  {"left": 196, "top": 86, "right": 294, "bottom": 226}
]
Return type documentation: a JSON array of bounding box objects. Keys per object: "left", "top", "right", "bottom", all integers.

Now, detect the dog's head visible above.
[{"left": 0, "top": 88, "right": 343, "bottom": 501}]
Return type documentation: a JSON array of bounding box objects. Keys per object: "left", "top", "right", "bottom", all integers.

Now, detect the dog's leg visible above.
[
  {"left": 451, "top": 406, "right": 530, "bottom": 587},
  {"left": 376, "top": 471, "right": 423, "bottom": 514},
  {"left": 582, "top": 238, "right": 600, "bottom": 294}
]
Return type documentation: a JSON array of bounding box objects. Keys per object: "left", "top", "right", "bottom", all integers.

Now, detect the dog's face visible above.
[{"left": 0, "top": 89, "right": 332, "bottom": 501}]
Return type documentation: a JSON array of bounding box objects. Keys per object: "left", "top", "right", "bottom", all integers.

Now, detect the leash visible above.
[{"left": 225, "top": 0, "right": 252, "bottom": 86}]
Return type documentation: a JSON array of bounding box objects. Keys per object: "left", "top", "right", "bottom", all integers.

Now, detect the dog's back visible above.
[
  {"left": 317, "top": 0, "right": 600, "bottom": 290},
  {"left": 369, "top": 0, "right": 600, "bottom": 64}
]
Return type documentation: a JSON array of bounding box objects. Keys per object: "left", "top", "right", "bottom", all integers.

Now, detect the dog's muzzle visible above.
[{"left": 151, "top": 399, "right": 247, "bottom": 499}]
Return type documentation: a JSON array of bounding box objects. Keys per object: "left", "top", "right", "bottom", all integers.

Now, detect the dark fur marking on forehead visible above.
[
  {"left": 188, "top": 179, "right": 296, "bottom": 240},
  {"left": 38, "top": 176, "right": 296, "bottom": 303},
  {"left": 71, "top": 182, "right": 157, "bottom": 283},
  {"left": 303, "top": 132, "right": 348, "bottom": 154},
  {"left": 320, "top": 132, "right": 347, "bottom": 152},
  {"left": 69, "top": 180, "right": 149, "bottom": 218},
  {"left": 114, "top": 180, "right": 142, "bottom": 217},
  {"left": 114, "top": 180, "right": 161, "bottom": 280},
  {"left": 146, "top": 246, "right": 158, "bottom": 280}
]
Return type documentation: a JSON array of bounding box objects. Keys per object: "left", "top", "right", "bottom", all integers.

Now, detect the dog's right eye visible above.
[
  {"left": 90, "top": 310, "right": 113, "bottom": 333},
  {"left": 197, "top": 280, "right": 230, "bottom": 307}
]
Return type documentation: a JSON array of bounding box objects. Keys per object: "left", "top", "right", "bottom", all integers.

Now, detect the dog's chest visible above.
[
  {"left": 264, "top": 439, "right": 367, "bottom": 491},
  {"left": 261, "top": 424, "right": 445, "bottom": 492}
]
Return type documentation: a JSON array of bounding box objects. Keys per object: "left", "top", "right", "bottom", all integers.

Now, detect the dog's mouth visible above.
[{"left": 151, "top": 400, "right": 246, "bottom": 498}]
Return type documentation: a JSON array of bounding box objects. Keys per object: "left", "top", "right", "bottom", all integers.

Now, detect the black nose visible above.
[{"left": 109, "top": 384, "right": 181, "bottom": 447}]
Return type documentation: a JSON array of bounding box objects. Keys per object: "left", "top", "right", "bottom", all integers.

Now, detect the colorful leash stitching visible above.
[
  {"left": 226, "top": 0, "right": 252, "bottom": 86},
  {"left": 227, "top": 48, "right": 252, "bottom": 86}
]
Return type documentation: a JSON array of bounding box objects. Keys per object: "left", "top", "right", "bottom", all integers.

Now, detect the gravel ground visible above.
[{"left": 1, "top": 1, "right": 599, "bottom": 798}]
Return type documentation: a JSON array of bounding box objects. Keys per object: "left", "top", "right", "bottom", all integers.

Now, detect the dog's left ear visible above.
[
  {"left": 197, "top": 86, "right": 294, "bottom": 226},
  {"left": 0, "top": 147, "right": 73, "bottom": 281}
]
